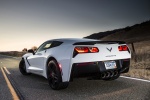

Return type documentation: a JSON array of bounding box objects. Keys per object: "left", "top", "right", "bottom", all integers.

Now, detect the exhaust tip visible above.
[
  {"left": 105, "top": 72, "right": 110, "bottom": 78},
  {"left": 101, "top": 73, "right": 106, "bottom": 78},
  {"left": 110, "top": 71, "right": 114, "bottom": 77},
  {"left": 114, "top": 71, "right": 118, "bottom": 76}
]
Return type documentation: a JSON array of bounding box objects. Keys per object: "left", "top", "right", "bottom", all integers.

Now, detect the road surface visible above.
[{"left": 0, "top": 55, "right": 150, "bottom": 100}]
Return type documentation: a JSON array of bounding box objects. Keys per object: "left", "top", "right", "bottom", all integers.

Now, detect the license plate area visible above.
[{"left": 104, "top": 61, "right": 117, "bottom": 70}]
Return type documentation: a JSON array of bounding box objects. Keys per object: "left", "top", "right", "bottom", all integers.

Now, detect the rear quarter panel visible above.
[{"left": 44, "top": 44, "right": 74, "bottom": 82}]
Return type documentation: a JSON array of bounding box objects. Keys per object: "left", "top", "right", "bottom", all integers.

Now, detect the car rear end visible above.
[{"left": 70, "top": 41, "right": 131, "bottom": 80}]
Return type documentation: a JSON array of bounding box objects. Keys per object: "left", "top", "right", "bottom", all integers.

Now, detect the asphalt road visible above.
[{"left": 0, "top": 55, "right": 150, "bottom": 100}]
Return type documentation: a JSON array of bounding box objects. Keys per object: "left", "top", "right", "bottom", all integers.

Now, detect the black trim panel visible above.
[
  {"left": 26, "top": 57, "right": 31, "bottom": 66},
  {"left": 70, "top": 59, "right": 130, "bottom": 80},
  {"left": 73, "top": 41, "right": 126, "bottom": 45}
]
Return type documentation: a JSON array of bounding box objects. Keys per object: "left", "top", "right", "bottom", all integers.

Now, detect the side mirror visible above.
[{"left": 28, "top": 49, "right": 35, "bottom": 55}]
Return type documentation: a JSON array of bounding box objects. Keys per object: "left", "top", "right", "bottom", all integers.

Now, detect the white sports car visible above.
[{"left": 19, "top": 38, "right": 131, "bottom": 90}]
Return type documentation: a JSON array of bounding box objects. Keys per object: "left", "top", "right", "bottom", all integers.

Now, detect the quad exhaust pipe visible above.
[{"left": 101, "top": 71, "right": 118, "bottom": 79}]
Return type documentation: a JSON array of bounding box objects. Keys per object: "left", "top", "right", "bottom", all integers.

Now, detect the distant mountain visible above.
[{"left": 84, "top": 20, "right": 150, "bottom": 43}]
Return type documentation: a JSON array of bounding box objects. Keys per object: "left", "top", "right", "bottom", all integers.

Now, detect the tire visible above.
[
  {"left": 19, "top": 59, "right": 30, "bottom": 75},
  {"left": 47, "top": 60, "right": 69, "bottom": 90},
  {"left": 103, "top": 74, "right": 120, "bottom": 81}
]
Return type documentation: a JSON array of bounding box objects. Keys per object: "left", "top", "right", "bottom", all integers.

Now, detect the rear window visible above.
[{"left": 50, "top": 41, "right": 63, "bottom": 48}]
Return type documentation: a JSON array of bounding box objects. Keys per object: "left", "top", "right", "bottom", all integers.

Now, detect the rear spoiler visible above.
[{"left": 73, "top": 41, "right": 126, "bottom": 45}]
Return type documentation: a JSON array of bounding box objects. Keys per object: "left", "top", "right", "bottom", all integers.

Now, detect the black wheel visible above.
[
  {"left": 103, "top": 74, "right": 120, "bottom": 81},
  {"left": 19, "top": 59, "right": 30, "bottom": 75},
  {"left": 47, "top": 60, "right": 69, "bottom": 90}
]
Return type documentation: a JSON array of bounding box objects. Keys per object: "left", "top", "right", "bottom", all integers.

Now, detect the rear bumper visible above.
[{"left": 70, "top": 59, "right": 130, "bottom": 80}]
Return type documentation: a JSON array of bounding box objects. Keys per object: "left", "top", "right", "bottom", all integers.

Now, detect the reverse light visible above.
[{"left": 118, "top": 45, "right": 128, "bottom": 51}]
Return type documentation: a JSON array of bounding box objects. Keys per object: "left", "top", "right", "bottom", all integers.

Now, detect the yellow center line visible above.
[{"left": 1, "top": 67, "right": 19, "bottom": 100}]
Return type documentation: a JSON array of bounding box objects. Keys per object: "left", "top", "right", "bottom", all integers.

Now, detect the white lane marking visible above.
[
  {"left": 120, "top": 76, "right": 150, "bottom": 83},
  {"left": 4, "top": 67, "right": 11, "bottom": 74}
]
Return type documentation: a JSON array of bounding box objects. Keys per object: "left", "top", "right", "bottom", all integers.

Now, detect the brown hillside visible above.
[{"left": 101, "top": 21, "right": 150, "bottom": 43}]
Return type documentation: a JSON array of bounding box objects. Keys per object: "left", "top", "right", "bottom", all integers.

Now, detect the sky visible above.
[{"left": 0, "top": 0, "right": 150, "bottom": 51}]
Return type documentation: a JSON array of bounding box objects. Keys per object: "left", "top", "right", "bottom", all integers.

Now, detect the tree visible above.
[
  {"left": 31, "top": 46, "right": 37, "bottom": 52},
  {"left": 22, "top": 48, "right": 27, "bottom": 52}
]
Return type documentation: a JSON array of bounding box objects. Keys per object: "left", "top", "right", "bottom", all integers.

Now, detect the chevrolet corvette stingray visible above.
[{"left": 19, "top": 38, "right": 131, "bottom": 90}]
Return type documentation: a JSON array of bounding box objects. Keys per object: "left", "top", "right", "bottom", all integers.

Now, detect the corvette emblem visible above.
[{"left": 106, "top": 47, "right": 112, "bottom": 52}]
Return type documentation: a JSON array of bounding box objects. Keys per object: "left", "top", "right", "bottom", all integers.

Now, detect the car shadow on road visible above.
[
  {"left": 7, "top": 65, "right": 137, "bottom": 100},
  {"left": 13, "top": 72, "right": 136, "bottom": 99}
]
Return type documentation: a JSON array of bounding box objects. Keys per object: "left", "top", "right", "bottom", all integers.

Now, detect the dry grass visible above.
[
  {"left": 123, "top": 69, "right": 150, "bottom": 80},
  {"left": 123, "top": 40, "right": 150, "bottom": 80},
  {"left": 0, "top": 51, "right": 25, "bottom": 57}
]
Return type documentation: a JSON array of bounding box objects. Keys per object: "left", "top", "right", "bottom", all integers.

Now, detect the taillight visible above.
[
  {"left": 74, "top": 47, "right": 89, "bottom": 53},
  {"left": 118, "top": 45, "right": 128, "bottom": 51},
  {"left": 74, "top": 46, "right": 99, "bottom": 57},
  {"left": 89, "top": 47, "right": 99, "bottom": 53}
]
